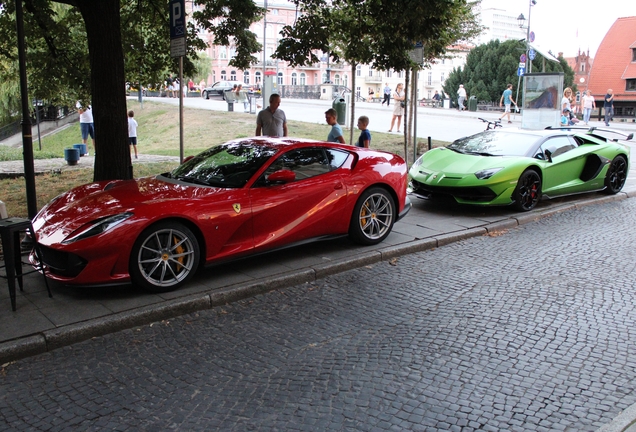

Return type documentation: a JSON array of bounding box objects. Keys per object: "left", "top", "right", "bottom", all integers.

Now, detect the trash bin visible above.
[
  {"left": 332, "top": 97, "right": 346, "bottom": 125},
  {"left": 468, "top": 95, "right": 477, "bottom": 112},
  {"left": 224, "top": 90, "right": 235, "bottom": 112},
  {"left": 73, "top": 143, "right": 87, "bottom": 156},
  {"left": 64, "top": 148, "right": 80, "bottom": 166},
  {"left": 443, "top": 98, "right": 451, "bottom": 109}
]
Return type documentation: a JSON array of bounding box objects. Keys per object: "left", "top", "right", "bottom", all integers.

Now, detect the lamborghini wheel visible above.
[
  {"left": 604, "top": 155, "right": 627, "bottom": 194},
  {"left": 512, "top": 169, "right": 541, "bottom": 212},
  {"left": 130, "top": 221, "right": 200, "bottom": 292},
  {"left": 349, "top": 187, "right": 395, "bottom": 245}
]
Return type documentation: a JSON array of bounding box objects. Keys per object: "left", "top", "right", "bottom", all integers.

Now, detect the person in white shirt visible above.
[{"left": 128, "top": 110, "right": 138, "bottom": 159}]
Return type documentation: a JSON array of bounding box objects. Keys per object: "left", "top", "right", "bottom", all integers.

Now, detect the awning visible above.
[{"left": 528, "top": 42, "right": 560, "bottom": 63}]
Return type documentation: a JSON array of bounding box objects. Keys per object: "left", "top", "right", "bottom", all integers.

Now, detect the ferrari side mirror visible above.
[{"left": 268, "top": 169, "right": 296, "bottom": 184}]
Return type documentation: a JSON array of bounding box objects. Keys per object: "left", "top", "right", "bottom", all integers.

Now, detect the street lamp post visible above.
[{"left": 517, "top": 0, "right": 536, "bottom": 74}]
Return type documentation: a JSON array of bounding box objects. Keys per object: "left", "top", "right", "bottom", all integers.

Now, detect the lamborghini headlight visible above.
[
  {"left": 474, "top": 167, "right": 503, "bottom": 180},
  {"left": 62, "top": 212, "right": 133, "bottom": 244}
]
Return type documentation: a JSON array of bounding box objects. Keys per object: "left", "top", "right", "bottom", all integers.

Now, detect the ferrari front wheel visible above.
[
  {"left": 512, "top": 169, "right": 541, "bottom": 212},
  {"left": 349, "top": 187, "right": 395, "bottom": 245},
  {"left": 130, "top": 221, "right": 200, "bottom": 293},
  {"left": 604, "top": 155, "right": 627, "bottom": 194}
]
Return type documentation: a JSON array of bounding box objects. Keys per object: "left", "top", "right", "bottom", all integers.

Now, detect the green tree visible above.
[
  {"left": 274, "top": 0, "right": 481, "bottom": 156},
  {"left": 443, "top": 39, "right": 576, "bottom": 104},
  {"left": 0, "top": 0, "right": 263, "bottom": 181}
]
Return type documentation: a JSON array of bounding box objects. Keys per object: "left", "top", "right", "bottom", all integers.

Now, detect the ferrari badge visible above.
[{"left": 233, "top": 203, "right": 241, "bottom": 214}]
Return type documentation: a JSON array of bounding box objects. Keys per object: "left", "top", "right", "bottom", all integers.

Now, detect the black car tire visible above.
[
  {"left": 348, "top": 187, "right": 396, "bottom": 245},
  {"left": 202, "top": 90, "right": 208, "bottom": 99},
  {"left": 603, "top": 155, "right": 628, "bottom": 194},
  {"left": 512, "top": 169, "right": 541, "bottom": 211},
  {"left": 129, "top": 221, "right": 200, "bottom": 293}
]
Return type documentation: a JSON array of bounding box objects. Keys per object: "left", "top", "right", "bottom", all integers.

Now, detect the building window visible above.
[
  {"left": 580, "top": 64, "right": 585, "bottom": 72},
  {"left": 356, "top": 65, "right": 361, "bottom": 77},
  {"left": 632, "top": 48, "right": 636, "bottom": 62},
  {"left": 334, "top": 74, "right": 340, "bottom": 85},
  {"left": 220, "top": 47, "right": 227, "bottom": 59},
  {"left": 627, "top": 79, "right": 636, "bottom": 91},
  {"left": 221, "top": 70, "right": 227, "bottom": 80},
  {"left": 427, "top": 72, "right": 432, "bottom": 85},
  {"left": 398, "top": 71, "right": 403, "bottom": 78},
  {"left": 244, "top": 71, "right": 250, "bottom": 84},
  {"left": 255, "top": 71, "right": 261, "bottom": 83},
  {"left": 322, "top": 72, "right": 328, "bottom": 83},
  {"left": 386, "top": 70, "right": 392, "bottom": 78},
  {"left": 291, "top": 72, "right": 297, "bottom": 85},
  {"left": 230, "top": 70, "right": 237, "bottom": 81},
  {"left": 300, "top": 72, "right": 306, "bottom": 85},
  {"left": 278, "top": 72, "right": 283, "bottom": 85},
  {"left": 441, "top": 72, "right": 445, "bottom": 83},
  {"left": 343, "top": 75, "right": 348, "bottom": 87},
  {"left": 369, "top": 69, "right": 374, "bottom": 77}
]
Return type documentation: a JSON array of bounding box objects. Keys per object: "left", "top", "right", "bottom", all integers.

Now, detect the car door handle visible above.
[{"left": 334, "top": 182, "right": 344, "bottom": 190}]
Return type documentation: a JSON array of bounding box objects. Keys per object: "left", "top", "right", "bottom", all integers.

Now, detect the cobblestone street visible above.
[{"left": 1, "top": 200, "right": 636, "bottom": 431}]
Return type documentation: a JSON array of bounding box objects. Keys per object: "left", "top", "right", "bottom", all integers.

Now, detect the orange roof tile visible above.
[{"left": 588, "top": 16, "right": 636, "bottom": 102}]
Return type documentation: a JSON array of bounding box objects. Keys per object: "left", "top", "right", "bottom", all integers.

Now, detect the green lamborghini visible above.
[{"left": 408, "top": 127, "right": 632, "bottom": 211}]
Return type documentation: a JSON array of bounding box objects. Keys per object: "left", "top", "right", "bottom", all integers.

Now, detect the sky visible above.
[{"left": 482, "top": 0, "right": 636, "bottom": 58}]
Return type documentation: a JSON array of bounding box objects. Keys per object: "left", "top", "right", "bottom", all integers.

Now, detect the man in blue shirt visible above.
[
  {"left": 498, "top": 84, "right": 517, "bottom": 124},
  {"left": 382, "top": 83, "right": 391, "bottom": 106},
  {"left": 325, "top": 108, "right": 345, "bottom": 143}
]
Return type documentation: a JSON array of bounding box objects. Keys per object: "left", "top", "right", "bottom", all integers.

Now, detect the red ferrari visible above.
[{"left": 32, "top": 138, "right": 411, "bottom": 292}]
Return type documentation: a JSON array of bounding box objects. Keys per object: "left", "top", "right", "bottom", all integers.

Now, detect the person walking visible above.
[
  {"left": 325, "top": 108, "right": 345, "bottom": 144},
  {"left": 457, "top": 84, "right": 467, "bottom": 111},
  {"left": 604, "top": 89, "right": 614, "bottom": 126},
  {"left": 128, "top": 110, "right": 138, "bottom": 159},
  {"left": 388, "top": 83, "right": 405, "bottom": 133},
  {"left": 581, "top": 90, "right": 596, "bottom": 125},
  {"left": 498, "top": 84, "right": 517, "bottom": 124},
  {"left": 382, "top": 83, "right": 391, "bottom": 106},
  {"left": 255, "top": 93, "right": 287, "bottom": 137}
]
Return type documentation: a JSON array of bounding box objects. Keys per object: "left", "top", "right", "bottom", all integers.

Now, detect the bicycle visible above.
[{"left": 478, "top": 118, "right": 502, "bottom": 130}]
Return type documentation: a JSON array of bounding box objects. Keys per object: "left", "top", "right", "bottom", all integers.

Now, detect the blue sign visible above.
[
  {"left": 529, "top": 49, "right": 536, "bottom": 60},
  {"left": 517, "top": 67, "right": 525, "bottom": 77},
  {"left": 169, "top": 0, "right": 186, "bottom": 40}
]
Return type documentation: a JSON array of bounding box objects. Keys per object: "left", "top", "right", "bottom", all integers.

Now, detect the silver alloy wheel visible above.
[
  {"left": 136, "top": 227, "right": 197, "bottom": 288},
  {"left": 357, "top": 192, "right": 394, "bottom": 241}
]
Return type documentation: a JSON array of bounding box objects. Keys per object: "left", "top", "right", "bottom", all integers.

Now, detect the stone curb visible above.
[{"left": 0, "top": 189, "right": 633, "bottom": 369}]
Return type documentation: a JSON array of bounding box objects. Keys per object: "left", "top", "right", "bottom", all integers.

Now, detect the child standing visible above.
[
  {"left": 356, "top": 116, "right": 371, "bottom": 148},
  {"left": 128, "top": 110, "right": 138, "bottom": 159}
]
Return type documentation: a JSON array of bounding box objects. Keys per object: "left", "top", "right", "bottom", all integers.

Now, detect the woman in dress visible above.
[{"left": 388, "top": 83, "right": 405, "bottom": 132}]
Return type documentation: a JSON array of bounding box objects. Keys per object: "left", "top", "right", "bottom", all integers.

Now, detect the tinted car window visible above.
[
  {"left": 326, "top": 149, "right": 349, "bottom": 169},
  {"left": 168, "top": 142, "right": 277, "bottom": 188},
  {"left": 448, "top": 131, "right": 542, "bottom": 157},
  {"left": 260, "top": 148, "right": 332, "bottom": 183},
  {"left": 541, "top": 136, "right": 577, "bottom": 158}
]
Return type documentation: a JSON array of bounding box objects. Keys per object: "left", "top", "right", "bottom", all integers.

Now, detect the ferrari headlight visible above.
[
  {"left": 63, "top": 212, "right": 133, "bottom": 244},
  {"left": 474, "top": 167, "right": 503, "bottom": 180}
]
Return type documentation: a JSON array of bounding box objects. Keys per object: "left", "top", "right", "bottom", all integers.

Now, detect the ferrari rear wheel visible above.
[
  {"left": 349, "top": 187, "right": 395, "bottom": 245},
  {"left": 604, "top": 155, "right": 627, "bottom": 194},
  {"left": 130, "top": 221, "right": 200, "bottom": 292},
  {"left": 512, "top": 169, "right": 541, "bottom": 212}
]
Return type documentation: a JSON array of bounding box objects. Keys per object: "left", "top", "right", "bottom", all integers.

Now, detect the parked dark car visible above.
[{"left": 201, "top": 81, "right": 253, "bottom": 100}]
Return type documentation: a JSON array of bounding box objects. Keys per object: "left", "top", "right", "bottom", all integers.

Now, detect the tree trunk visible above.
[{"left": 76, "top": 0, "right": 132, "bottom": 181}]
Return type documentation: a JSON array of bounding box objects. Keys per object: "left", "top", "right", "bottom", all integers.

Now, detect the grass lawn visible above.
[{"left": 0, "top": 100, "right": 448, "bottom": 218}]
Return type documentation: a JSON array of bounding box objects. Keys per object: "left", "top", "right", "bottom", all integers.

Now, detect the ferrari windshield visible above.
[
  {"left": 448, "top": 131, "right": 542, "bottom": 157},
  {"left": 169, "top": 142, "right": 278, "bottom": 188}
]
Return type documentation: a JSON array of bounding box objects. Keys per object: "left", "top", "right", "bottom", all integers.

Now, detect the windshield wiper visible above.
[
  {"left": 448, "top": 147, "right": 466, "bottom": 154},
  {"left": 466, "top": 151, "right": 495, "bottom": 156},
  {"left": 175, "top": 175, "right": 211, "bottom": 186}
]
